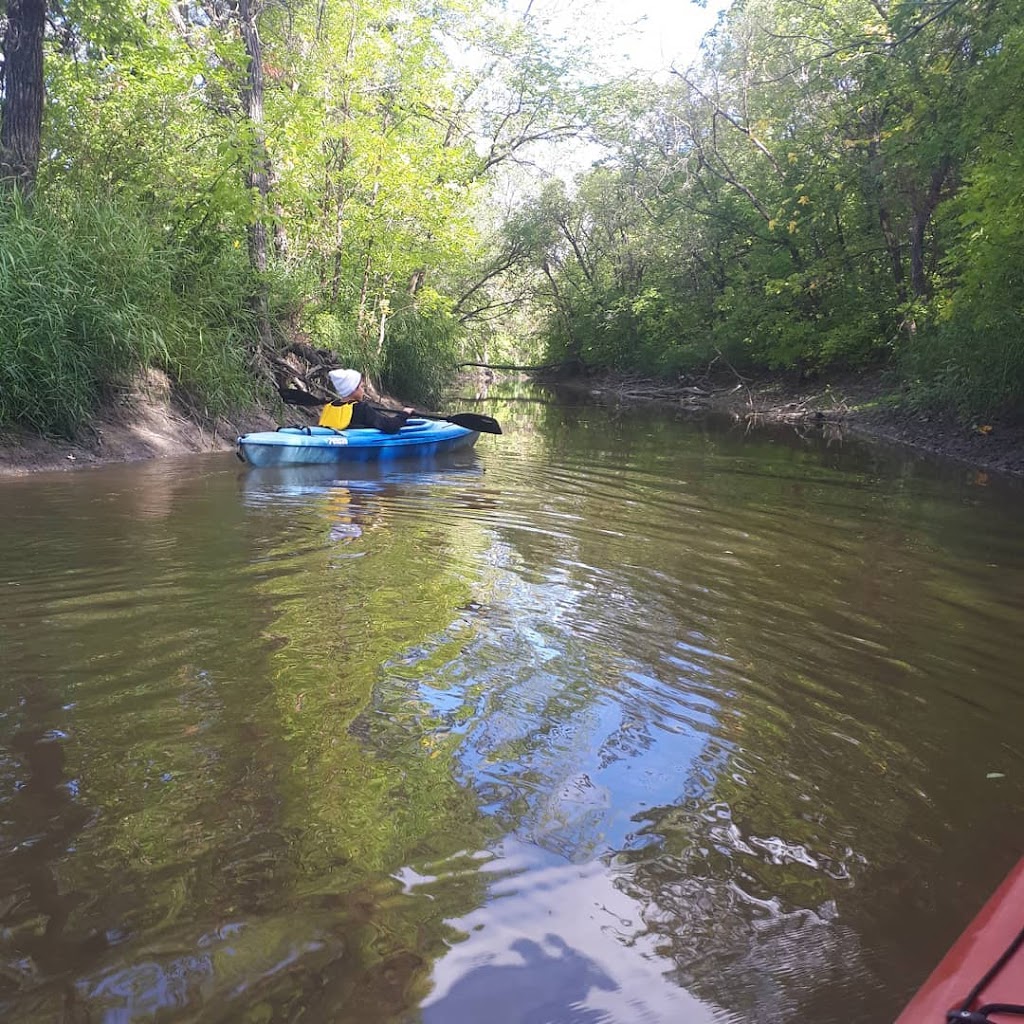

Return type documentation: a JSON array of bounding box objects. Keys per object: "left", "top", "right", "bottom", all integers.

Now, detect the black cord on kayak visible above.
[
  {"left": 947, "top": 924, "right": 1024, "bottom": 1022},
  {"left": 947, "top": 1006, "right": 1024, "bottom": 1022}
]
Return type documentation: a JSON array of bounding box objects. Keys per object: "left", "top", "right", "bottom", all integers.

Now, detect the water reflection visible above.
[
  {"left": 416, "top": 841, "right": 720, "bottom": 1024},
  {"left": 239, "top": 450, "right": 485, "bottom": 503},
  {"left": 0, "top": 679, "right": 104, "bottom": 998},
  {"left": 1, "top": 394, "right": 1023, "bottom": 1022}
]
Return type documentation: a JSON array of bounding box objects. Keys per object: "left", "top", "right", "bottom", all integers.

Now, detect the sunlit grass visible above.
[{"left": 0, "top": 194, "right": 259, "bottom": 436}]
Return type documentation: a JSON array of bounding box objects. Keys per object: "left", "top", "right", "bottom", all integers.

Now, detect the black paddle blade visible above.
[
  {"left": 445, "top": 412, "right": 502, "bottom": 435},
  {"left": 278, "top": 386, "right": 328, "bottom": 407}
]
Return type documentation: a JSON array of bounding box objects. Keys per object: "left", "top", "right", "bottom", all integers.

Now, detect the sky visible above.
[
  {"left": 485, "top": 0, "right": 733, "bottom": 192},
  {"left": 514, "top": 0, "right": 731, "bottom": 77},
  {"left": 605, "top": 0, "right": 729, "bottom": 73}
]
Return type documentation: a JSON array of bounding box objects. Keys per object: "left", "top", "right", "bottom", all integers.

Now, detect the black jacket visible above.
[{"left": 349, "top": 401, "right": 409, "bottom": 434}]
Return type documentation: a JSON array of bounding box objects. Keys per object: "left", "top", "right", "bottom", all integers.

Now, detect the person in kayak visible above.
[{"left": 320, "top": 368, "right": 414, "bottom": 434}]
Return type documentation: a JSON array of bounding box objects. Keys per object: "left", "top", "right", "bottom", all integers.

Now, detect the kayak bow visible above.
[{"left": 896, "top": 858, "right": 1024, "bottom": 1024}]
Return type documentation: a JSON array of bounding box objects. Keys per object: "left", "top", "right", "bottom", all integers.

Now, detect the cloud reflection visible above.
[{"left": 416, "top": 841, "right": 723, "bottom": 1024}]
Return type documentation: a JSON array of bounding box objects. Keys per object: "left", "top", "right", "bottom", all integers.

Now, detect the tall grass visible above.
[
  {"left": 378, "top": 293, "right": 460, "bottom": 409},
  {"left": 0, "top": 195, "right": 258, "bottom": 437},
  {"left": 901, "top": 321, "right": 1024, "bottom": 419}
]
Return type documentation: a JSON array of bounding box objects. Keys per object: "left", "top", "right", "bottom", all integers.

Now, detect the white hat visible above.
[{"left": 328, "top": 368, "right": 361, "bottom": 399}]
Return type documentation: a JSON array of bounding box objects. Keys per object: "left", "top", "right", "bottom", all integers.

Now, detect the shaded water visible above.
[{"left": 1, "top": 391, "right": 1023, "bottom": 1023}]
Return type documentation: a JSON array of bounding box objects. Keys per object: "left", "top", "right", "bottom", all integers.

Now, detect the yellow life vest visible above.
[{"left": 319, "top": 401, "right": 354, "bottom": 430}]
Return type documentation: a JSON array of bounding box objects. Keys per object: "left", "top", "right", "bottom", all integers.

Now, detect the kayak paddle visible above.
[
  {"left": 277, "top": 386, "right": 327, "bottom": 407},
  {"left": 408, "top": 410, "right": 502, "bottom": 435},
  {"left": 277, "top": 386, "right": 502, "bottom": 435}
]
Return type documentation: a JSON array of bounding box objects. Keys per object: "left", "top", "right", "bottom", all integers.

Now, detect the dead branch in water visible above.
[
  {"left": 743, "top": 386, "right": 851, "bottom": 433},
  {"left": 457, "top": 360, "right": 575, "bottom": 372}
]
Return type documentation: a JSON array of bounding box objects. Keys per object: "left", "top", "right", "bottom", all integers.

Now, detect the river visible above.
[{"left": 1, "top": 389, "right": 1022, "bottom": 1023}]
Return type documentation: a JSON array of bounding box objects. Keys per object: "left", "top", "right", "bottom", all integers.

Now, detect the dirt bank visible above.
[
  {"left": 557, "top": 369, "right": 1024, "bottom": 479},
  {"left": 0, "top": 370, "right": 280, "bottom": 477}
]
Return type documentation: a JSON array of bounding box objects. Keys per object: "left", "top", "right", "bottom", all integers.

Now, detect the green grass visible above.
[
  {"left": 0, "top": 194, "right": 259, "bottom": 436},
  {"left": 900, "top": 319, "right": 1024, "bottom": 419}
]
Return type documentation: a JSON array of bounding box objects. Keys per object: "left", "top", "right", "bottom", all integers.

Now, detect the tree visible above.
[
  {"left": 0, "top": 0, "right": 46, "bottom": 192},
  {"left": 237, "top": 0, "right": 275, "bottom": 351}
]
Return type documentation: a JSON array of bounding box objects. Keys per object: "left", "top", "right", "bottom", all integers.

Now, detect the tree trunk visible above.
[
  {"left": 878, "top": 204, "right": 906, "bottom": 303},
  {"left": 375, "top": 285, "right": 391, "bottom": 357},
  {"left": 0, "top": 0, "right": 46, "bottom": 193},
  {"left": 357, "top": 238, "right": 374, "bottom": 328},
  {"left": 908, "top": 213, "right": 927, "bottom": 300},
  {"left": 237, "top": 0, "right": 273, "bottom": 350},
  {"left": 239, "top": 0, "right": 269, "bottom": 274},
  {"left": 328, "top": 136, "right": 351, "bottom": 303},
  {"left": 356, "top": 168, "right": 382, "bottom": 331},
  {"left": 407, "top": 268, "right": 425, "bottom": 295},
  {"left": 909, "top": 158, "right": 952, "bottom": 298},
  {"left": 326, "top": 11, "right": 357, "bottom": 302},
  {"left": 542, "top": 258, "right": 579, "bottom": 362},
  {"left": 866, "top": 137, "right": 907, "bottom": 304}
]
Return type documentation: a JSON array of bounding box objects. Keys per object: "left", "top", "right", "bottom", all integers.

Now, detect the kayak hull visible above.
[
  {"left": 896, "top": 858, "right": 1024, "bottom": 1023},
  {"left": 236, "top": 420, "right": 479, "bottom": 467}
]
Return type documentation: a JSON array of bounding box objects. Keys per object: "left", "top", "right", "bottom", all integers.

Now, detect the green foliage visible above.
[
  {"left": 159, "top": 243, "right": 260, "bottom": 416},
  {"left": 296, "top": 288, "right": 461, "bottom": 409},
  {"left": 4, "top": 0, "right": 1020, "bottom": 429},
  {"left": 305, "top": 311, "right": 352, "bottom": 356},
  {"left": 5, "top": 0, "right": 568, "bottom": 434},
  {"left": 379, "top": 292, "right": 461, "bottom": 408},
  {"left": 515, "top": 0, "right": 1021, "bottom": 417},
  {"left": 900, "top": 322, "right": 1024, "bottom": 417},
  {"left": 0, "top": 196, "right": 257, "bottom": 436},
  {"left": 901, "top": 15, "right": 1024, "bottom": 416}
]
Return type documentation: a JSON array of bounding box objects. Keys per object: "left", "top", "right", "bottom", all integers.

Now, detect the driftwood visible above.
[
  {"left": 267, "top": 353, "right": 328, "bottom": 397},
  {"left": 745, "top": 391, "right": 850, "bottom": 425},
  {"left": 282, "top": 340, "right": 337, "bottom": 368},
  {"left": 581, "top": 374, "right": 737, "bottom": 407},
  {"left": 457, "top": 360, "right": 577, "bottom": 373},
  {"left": 259, "top": 339, "right": 339, "bottom": 420}
]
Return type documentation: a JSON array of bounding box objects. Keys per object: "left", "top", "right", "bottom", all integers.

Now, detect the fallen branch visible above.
[{"left": 457, "top": 360, "right": 575, "bottom": 372}]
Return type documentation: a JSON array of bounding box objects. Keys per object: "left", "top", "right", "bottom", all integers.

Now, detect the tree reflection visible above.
[{"left": 3, "top": 394, "right": 1023, "bottom": 1023}]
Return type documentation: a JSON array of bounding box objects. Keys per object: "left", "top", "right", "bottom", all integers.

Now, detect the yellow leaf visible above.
[
  {"left": 798, "top": 195, "right": 810, "bottom": 205},
  {"left": 788, "top": 220, "right": 798, "bottom": 234},
  {"left": 978, "top": 424, "right": 993, "bottom": 434}
]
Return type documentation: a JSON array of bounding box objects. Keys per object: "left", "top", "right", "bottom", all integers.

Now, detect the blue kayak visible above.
[{"left": 236, "top": 419, "right": 479, "bottom": 467}]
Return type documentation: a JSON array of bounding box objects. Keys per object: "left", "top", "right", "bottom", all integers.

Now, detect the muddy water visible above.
[{"left": 1, "top": 394, "right": 1022, "bottom": 1023}]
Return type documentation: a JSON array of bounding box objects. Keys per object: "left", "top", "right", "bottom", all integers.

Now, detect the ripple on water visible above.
[{"left": 2, "top": 412, "right": 1023, "bottom": 1023}]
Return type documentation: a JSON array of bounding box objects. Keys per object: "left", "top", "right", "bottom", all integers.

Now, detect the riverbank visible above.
[
  {"left": 554, "top": 369, "right": 1024, "bottom": 479},
  {"left": 2, "top": 367, "right": 1022, "bottom": 479},
  {"left": 0, "top": 369, "right": 278, "bottom": 477}
]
